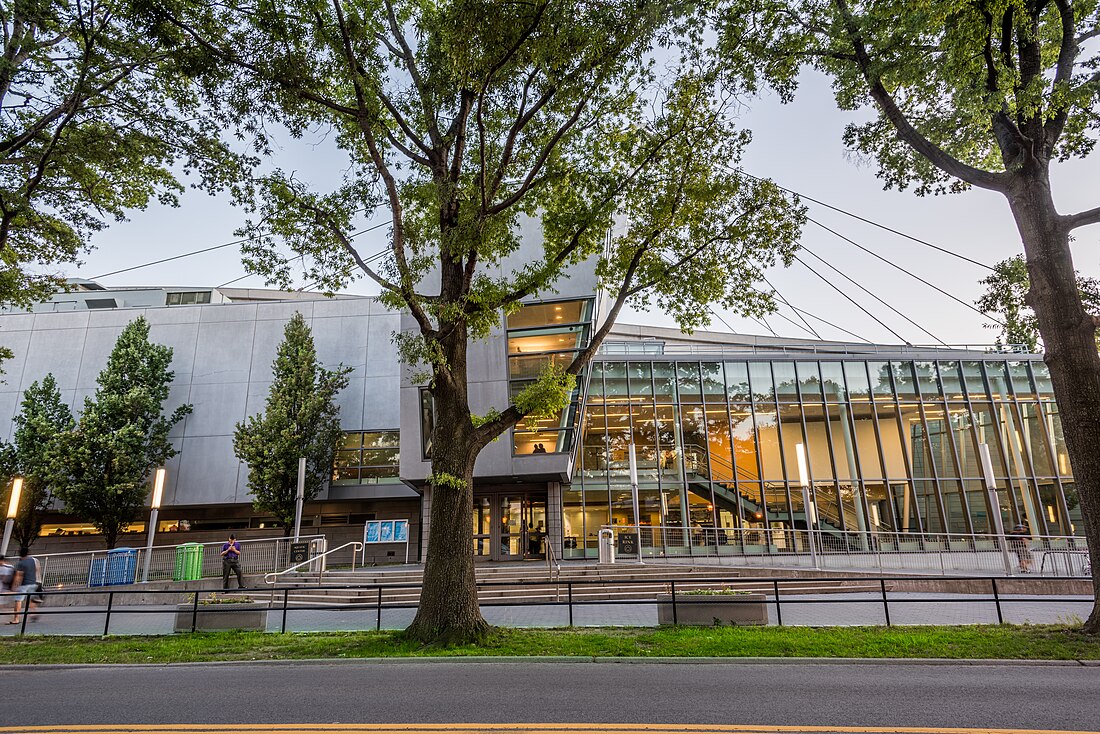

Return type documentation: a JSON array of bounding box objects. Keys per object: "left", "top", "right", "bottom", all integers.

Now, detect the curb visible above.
[{"left": 2, "top": 656, "right": 1096, "bottom": 670}]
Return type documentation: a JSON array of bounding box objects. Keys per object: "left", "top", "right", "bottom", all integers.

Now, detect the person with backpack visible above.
[{"left": 9, "top": 547, "right": 40, "bottom": 623}]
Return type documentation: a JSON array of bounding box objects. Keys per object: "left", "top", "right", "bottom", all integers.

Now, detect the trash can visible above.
[
  {"left": 598, "top": 528, "right": 615, "bottom": 564},
  {"left": 105, "top": 547, "right": 137, "bottom": 585},
  {"left": 173, "top": 543, "right": 204, "bottom": 581}
]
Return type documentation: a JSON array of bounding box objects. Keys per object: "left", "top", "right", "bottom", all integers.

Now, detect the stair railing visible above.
[{"left": 264, "top": 541, "right": 363, "bottom": 585}]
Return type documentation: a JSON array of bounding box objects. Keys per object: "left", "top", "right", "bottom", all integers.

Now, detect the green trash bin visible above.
[{"left": 173, "top": 543, "right": 205, "bottom": 581}]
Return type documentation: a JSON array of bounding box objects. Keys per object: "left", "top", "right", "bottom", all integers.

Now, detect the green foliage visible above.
[
  {"left": 720, "top": 0, "right": 1100, "bottom": 195},
  {"left": 0, "top": 0, "right": 247, "bottom": 309},
  {"left": 977, "top": 256, "right": 1100, "bottom": 352},
  {"left": 512, "top": 365, "right": 577, "bottom": 431},
  {"left": 150, "top": 0, "right": 804, "bottom": 433},
  {"left": 233, "top": 313, "right": 351, "bottom": 531},
  {"left": 427, "top": 472, "right": 468, "bottom": 492},
  {"left": 51, "top": 318, "right": 191, "bottom": 549},
  {"left": 5, "top": 375, "right": 74, "bottom": 549}
]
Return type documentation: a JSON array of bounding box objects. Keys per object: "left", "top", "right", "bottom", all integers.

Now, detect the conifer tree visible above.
[
  {"left": 234, "top": 313, "right": 351, "bottom": 533},
  {"left": 8, "top": 374, "right": 74, "bottom": 549},
  {"left": 52, "top": 318, "right": 191, "bottom": 549}
]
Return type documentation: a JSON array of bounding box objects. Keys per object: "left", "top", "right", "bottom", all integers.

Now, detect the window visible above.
[
  {"left": 507, "top": 299, "right": 593, "bottom": 455},
  {"left": 166, "top": 291, "right": 212, "bottom": 306},
  {"left": 420, "top": 389, "right": 433, "bottom": 459},
  {"left": 333, "top": 430, "right": 399, "bottom": 485}
]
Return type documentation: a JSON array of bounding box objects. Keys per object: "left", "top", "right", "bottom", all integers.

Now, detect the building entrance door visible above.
[{"left": 472, "top": 491, "right": 547, "bottom": 561}]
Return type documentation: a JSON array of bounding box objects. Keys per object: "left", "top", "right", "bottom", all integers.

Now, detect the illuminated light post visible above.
[
  {"left": 627, "top": 443, "right": 642, "bottom": 564},
  {"left": 979, "top": 443, "right": 1015, "bottom": 575},
  {"left": 1, "top": 477, "right": 23, "bottom": 557},
  {"left": 795, "top": 443, "right": 818, "bottom": 569},
  {"left": 140, "top": 468, "right": 166, "bottom": 583}
]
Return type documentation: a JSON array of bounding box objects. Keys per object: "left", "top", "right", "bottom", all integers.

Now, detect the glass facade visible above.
[
  {"left": 508, "top": 299, "right": 593, "bottom": 455},
  {"left": 564, "top": 356, "right": 1078, "bottom": 558}
]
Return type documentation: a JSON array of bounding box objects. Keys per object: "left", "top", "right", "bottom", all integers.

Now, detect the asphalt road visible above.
[{"left": 2, "top": 661, "right": 1098, "bottom": 732}]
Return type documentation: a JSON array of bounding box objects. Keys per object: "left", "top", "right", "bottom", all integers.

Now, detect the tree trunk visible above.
[
  {"left": 1009, "top": 171, "right": 1100, "bottom": 632},
  {"left": 404, "top": 319, "right": 491, "bottom": 644}
]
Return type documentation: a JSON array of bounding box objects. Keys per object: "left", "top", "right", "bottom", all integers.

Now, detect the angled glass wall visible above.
[{"left": 563, "top": 355, "right": 1076, "bottom": 558}]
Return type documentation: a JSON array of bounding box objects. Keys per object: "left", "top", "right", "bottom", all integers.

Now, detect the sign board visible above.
[
  {"left": 363, "top": 519, "right": 411, "bottom": 564},
  {"left": 617, "top": 532, "right": 639, "bottom": 557},
  {"left": 289, "top": 542, "right": 310, "bottom": 565}
]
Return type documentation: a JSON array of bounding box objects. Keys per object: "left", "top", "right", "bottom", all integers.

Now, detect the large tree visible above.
[
  {"left": 52, "top": 317, "right": 191, "bottom": 549},
  {"left": 234, "top": 312, "right": 350, "bottom": 533},
  {"left": 145, "top": 0, "right": 805, "bottom": 642},
  {"left": 9, "top": 374, "right": 74, "bottom": 549},
  {"left": 721, "top": 0, "right": 1100, "bottom": 631},
  {"left": 0, "top": 0, "right": 244, "bottom": 308}
]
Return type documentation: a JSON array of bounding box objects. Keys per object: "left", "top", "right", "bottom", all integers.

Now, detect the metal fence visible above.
[
  {"left": 1, "top": 574, "right": 1091, "bottom": 637},
  {"left": 597, "top": 525, "right": 1092, "bottom": 577},
  {"left": 35, "top": 535, "right": 327, "bottom": 588}
]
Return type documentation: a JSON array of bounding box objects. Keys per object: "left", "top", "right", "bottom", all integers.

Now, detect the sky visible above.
[{"left": 69, "top": 69, "right": 1100, "bottom": 348}]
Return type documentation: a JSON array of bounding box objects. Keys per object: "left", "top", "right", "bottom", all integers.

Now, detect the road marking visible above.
[{"left": 3, "top": 726, "right": 1099, "bottom": 734}]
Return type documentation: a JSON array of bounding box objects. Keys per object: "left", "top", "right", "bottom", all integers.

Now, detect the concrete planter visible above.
[
  {"left": 174, "top": 602, "right": 269, "bottom": 632},
  {"left": 657, "top": 593, "right": 768, "bottom": 626}
]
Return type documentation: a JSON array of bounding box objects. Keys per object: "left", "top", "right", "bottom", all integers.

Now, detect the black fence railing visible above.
[{"left": 2, "top": 574, "right": 1091, "bottom": 637}]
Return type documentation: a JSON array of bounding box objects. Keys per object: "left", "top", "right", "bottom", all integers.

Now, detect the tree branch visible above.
[
  {"left": 1064, "top": 205, "right": 1100, "bottom": 230},
  {"left": 1045, "top": 0, "right": 1079, "bottom": 155},
  {"left": 831, "top": 0, "right": 1008, "bottom": 192}
]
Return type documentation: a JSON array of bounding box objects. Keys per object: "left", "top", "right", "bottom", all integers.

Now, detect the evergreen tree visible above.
[
  {"left": 9, "top": 375, "right": 74, "bottom": 549},
  {"left": 52, "top": 317, "right": 191, "bottom": 549},
  {"left": 234, "top": 313, "right": 350, "bottom": 533}
]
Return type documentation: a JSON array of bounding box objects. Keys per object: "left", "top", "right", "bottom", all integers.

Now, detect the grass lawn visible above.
[{"left": 1, "top": 625, "right": 1098, "bottom": 665}]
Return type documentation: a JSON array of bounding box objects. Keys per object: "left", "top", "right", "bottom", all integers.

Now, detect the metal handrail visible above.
[
  {"left": 264, "top": 541, "right": 362, "bottom": 584},
  {"left": 545, "top": 535, "right": 560, "bottom": 582}
]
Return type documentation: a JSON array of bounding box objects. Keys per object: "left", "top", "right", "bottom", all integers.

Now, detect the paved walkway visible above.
[{"left": 1, "top": 592, "right": 1092, "bottom": 635}]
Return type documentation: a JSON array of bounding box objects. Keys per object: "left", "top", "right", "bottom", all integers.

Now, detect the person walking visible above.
[
  {"left": 9, "top": 547, "right": 40, "bottom": 623},
  {"left": 221, "top": 534, "right": 245, "bottom": 589},
  {"left": 1007, "top": 523, "right": 1033, "bottom": 573}
]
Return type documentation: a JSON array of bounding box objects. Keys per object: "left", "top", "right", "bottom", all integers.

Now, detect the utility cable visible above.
[
  {"left": 91, "top": 207, "right": 389, "bottom": 280},
  {"left": 761, "top": 273, "right": 821, "bottom": 340},
  {"left": 213, "top": 227, "right": 394, "bottom": 290},
  {"left": 799, "top": 243, "right": 949, "bottom": 346},
  {"left": 781, "top": 300, "right": 873, "bottom": 344},
  {"left": 734, "top": 167, "right": 995, "bottom": 271},
  {"left": 807, "top": 216, "right": 1007, "bottom": 328},
  {"left": 794, "top": 252, "right": 911, "bottom": 344}
]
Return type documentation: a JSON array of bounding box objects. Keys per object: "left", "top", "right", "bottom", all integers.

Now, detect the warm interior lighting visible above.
[
  {"left": 1047, "top": 505, "right": 1056, "bottom": 523},
  {"left": 794, "top": 443, "right": 809, "bottom": 488},
  {"left": 151, "top": 467, "right": 166, "bottom": 509},
  {"left": 6, "top": 477, "right": 23, "bottom": 519}
]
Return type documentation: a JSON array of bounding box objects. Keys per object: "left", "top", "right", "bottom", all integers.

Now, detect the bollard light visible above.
[{"left": 6, "top": 476, "right": 23, "bottom": 519}]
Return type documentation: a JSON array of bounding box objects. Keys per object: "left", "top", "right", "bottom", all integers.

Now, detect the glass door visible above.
[
  {"left": 472, "top": 495, "right": 493, "bottom": 558},
  {"left": 499, "top": 496, "right": 524, "bottom": 559}
]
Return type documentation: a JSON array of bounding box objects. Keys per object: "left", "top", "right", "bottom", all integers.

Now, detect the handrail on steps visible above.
[{"left": 264, "top": 541, "right": 364, "bottom": 585}]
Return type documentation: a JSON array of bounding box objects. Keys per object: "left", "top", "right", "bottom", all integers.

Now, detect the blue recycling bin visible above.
[
  {"left": 105, "top": 547, "right": 137, "bottom": 585},
  {"left": 87, "top": 557, "right": 108, "bottom": 587}
]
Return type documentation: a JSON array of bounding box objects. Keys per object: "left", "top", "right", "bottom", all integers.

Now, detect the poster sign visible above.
[{"left": 363, "top": 518, "right": 412, "bottom": 564}]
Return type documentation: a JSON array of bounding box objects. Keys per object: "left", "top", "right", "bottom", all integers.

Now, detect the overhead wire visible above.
[
  {"left": 734, "top": 167, "right": 995, "bottom": 271},
  {"left": 761, "top": 273, "right": 821, "bottom": 339},
  {"left": 794, "top": 252, "right": 911, "bottom": 344},
  {"left": 807, "top": 217, "right": 1007, "bottom": 328},
  {"left": 798, "top": 243, "right": 949, "bottom": 346},
  {"left": 91, "top": 206, "right": 390, "bottom": 280}
]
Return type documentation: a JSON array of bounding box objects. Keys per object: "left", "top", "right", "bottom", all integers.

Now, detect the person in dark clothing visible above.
[
  {"left": 221, "top": 534, "right": 245, "bottom": 589},
  {"left": 9, "top": 547, "right": 39, "bottom": 623}
]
